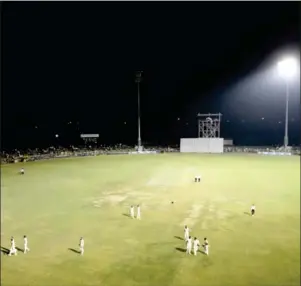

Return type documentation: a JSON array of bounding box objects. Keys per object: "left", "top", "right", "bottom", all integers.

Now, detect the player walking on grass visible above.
[
  {"left": 79, "top": 237, "right": 84, "bottom": 255},
  {"left": 9, "top": 237, "right": 17, "bottom": 256},
  {"left": 193, "top": 237, "right": 200, "bottom": 256},
  {"left": 251, "top": 204, "right": 256, "bottom": 216},
  {"left": 136, "top": 205, "right": 141, "bottom": 219},
  {"left": 186, "top": 236, "right": 192, "bottom": 255},
  {"left": 130, "top": 205, "right": 135, "bottom": 218},
  {"left": 23, "top": 235, "right": 30, "bottom": 254},
  {"left": 203, "top": 237, "right": 209, "bottom": 255},
  {"left": 184, "top": 225, "right": 190, "bottom": 241}
]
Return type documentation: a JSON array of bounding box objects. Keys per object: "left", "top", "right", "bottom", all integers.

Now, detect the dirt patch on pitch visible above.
[
  {"left": 91, "top": 194, "right": 127, "bottom": 208},
  {"left": 92, "top": 198, "right": 105, "bottom": 208},
  {"left": 180, "top": 204, "right": 203, "bottom": 227},
  {"left": 107, "top": 194, "right": 127, "bottom": 204},
  {"left": 127, "top": 191, "right": 154, "bottom": 200},
  {"left": 146, "top": 168, "right": 192, "bottom": 187}
]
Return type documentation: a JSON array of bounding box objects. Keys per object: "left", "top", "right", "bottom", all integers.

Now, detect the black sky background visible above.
[{"left": 2, "top": 2, "right": 300, "bottom": 149}]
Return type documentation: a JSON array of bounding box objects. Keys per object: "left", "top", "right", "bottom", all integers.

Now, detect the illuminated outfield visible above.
[{"left": 1, "top": 154, "right": 300, "bottom": 286}]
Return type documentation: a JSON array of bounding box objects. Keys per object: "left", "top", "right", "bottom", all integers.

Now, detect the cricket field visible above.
[{"left": 1, "top": 153, "right": 300, "bottom": 286}]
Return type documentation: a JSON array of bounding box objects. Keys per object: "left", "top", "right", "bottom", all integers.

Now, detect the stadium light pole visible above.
[
  {"left": 135, "top": 71, "right": 142, "bottom": 151},
  {"left": 277, "top": 58, "right": 298, "bottom": 149}
]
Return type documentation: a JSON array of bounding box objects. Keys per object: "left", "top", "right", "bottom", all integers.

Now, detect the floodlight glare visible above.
[{"left": 277, "top": 58, "right": 298, "bottom": 79}]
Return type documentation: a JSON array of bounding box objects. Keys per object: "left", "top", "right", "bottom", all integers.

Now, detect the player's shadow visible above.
[
  {"left": 175, "top": 247, "right": 186, "bottom": 253},
  {"left": 1, "top": 246, "right": 10, "bottom": 255},
  {"left": 16, "top": 247, "right": 24, "bottom": 252},
  {"left": 68, "top": 248, "right": 81, "bottom": 254},
  {"left": 244, "top": 212, "right": 251, "bottom": 216},
  {"left": 174, "top": 236, "right": 184, "bottom": 241},
  {"left": 122, "top": 213, "right": 131, "bottom": 218}
]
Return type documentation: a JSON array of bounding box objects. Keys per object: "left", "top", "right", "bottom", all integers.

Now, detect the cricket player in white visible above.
[
  {"left": 20, "top": 168, "right": 25, "bottom": 175},
  {"left": 184, "top": 225, "right": 190, "bottom": 241},
  {"left": 203, "top": 237, "right": 209, "bottom": 255},
  {"left": 79, "top": 237, "right": 84, "bottom": 255},
  {"left": 194, "top": 175, "right": 201, "bottom": 182},
  {"left": 136, "top": 205, "right": 141, "bottom": 219},
  {"left": 130, "top": 205, "right": 135, "bottom": 218},
  {"left": 23, "top": 235, "right": 30, "bottom": 254},
  {"left": 193, "top": 237, "right": 200, "bottom": 256},
  {"left": 9, "top": 237, "right": 17, "bottom": 256},
  {"left": 251, "top": 204, "right": 256, "bottom": 216},
  {"left": 186, "top": 236, "right": 192, "bottom": 255}
]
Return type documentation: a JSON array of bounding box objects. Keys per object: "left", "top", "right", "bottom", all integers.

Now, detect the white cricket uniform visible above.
[
  {"left": 184, "top": 227, "right": 190, "bottom": 241},
  {"left": 193, "top": 239, "right": 200, "bottom": 255},
  {"left": 251, "top": 205, "right": 256, "bottom": 215},
  {"left": 130, "top": 207, "right": 135, "bottom": 218},
  {"left": 186, "top": 238, "right": 192, "bottom": 254},
  {"left": 137, "top": 206, "right": 141, "bottom": 219},
  {"left": 204, "top": 242, "right": 209, "bottom": 255},
  {"left": 9, "top": 239, "right": 17, "bottom": 256},
  {"left": 24, "top": 237, "right": 30, "bottom": 253},
  {"left": 79, "top": 238, "right": 84, "bottom": 255}
]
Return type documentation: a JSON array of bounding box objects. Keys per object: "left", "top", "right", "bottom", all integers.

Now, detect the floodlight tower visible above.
[
  {"left": 135, "top": 71, "right": 143, "bottom": 151},
  {"left": 277, "top": 58, "right": 298, "bottom": 149},
  {"left": 197, "top": 113, "right": 222, "bottom": 138}
]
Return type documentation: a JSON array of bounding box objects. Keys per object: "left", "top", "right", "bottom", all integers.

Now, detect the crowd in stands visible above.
[
  {"left": 1, "top": 144, "right": 299, "bottom": 164},
  {"left": 224, "top": 145, "right": 300, "bottom": 154},
  {"left": 1, "top": 145, "right": 130, "bottom": 164}
]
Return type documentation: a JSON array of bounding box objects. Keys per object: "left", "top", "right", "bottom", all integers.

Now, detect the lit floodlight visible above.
[
  {"left": 277, "top": 58, "right": 298, "bottom": 79},
  {"left": 276, "top": 57, "right": 298, "bottom": 149}
]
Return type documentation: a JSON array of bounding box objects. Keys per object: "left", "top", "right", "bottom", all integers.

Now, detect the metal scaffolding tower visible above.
[{"left": 197, "top": 113, "right": 222, "bottom": 138}]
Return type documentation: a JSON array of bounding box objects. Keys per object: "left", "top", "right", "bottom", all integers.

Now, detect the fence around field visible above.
[{"left": 1, "top": 146, "right": 299, "bottom": 164}]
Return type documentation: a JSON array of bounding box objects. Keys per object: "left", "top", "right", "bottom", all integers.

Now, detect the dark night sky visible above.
[{"left": 2, "top": 2, "right": 300, "bottom": 149}]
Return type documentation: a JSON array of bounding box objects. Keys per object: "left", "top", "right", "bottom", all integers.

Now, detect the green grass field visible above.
[{"left": 1, "top": 154, "right": 300, "bottom": 286}]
